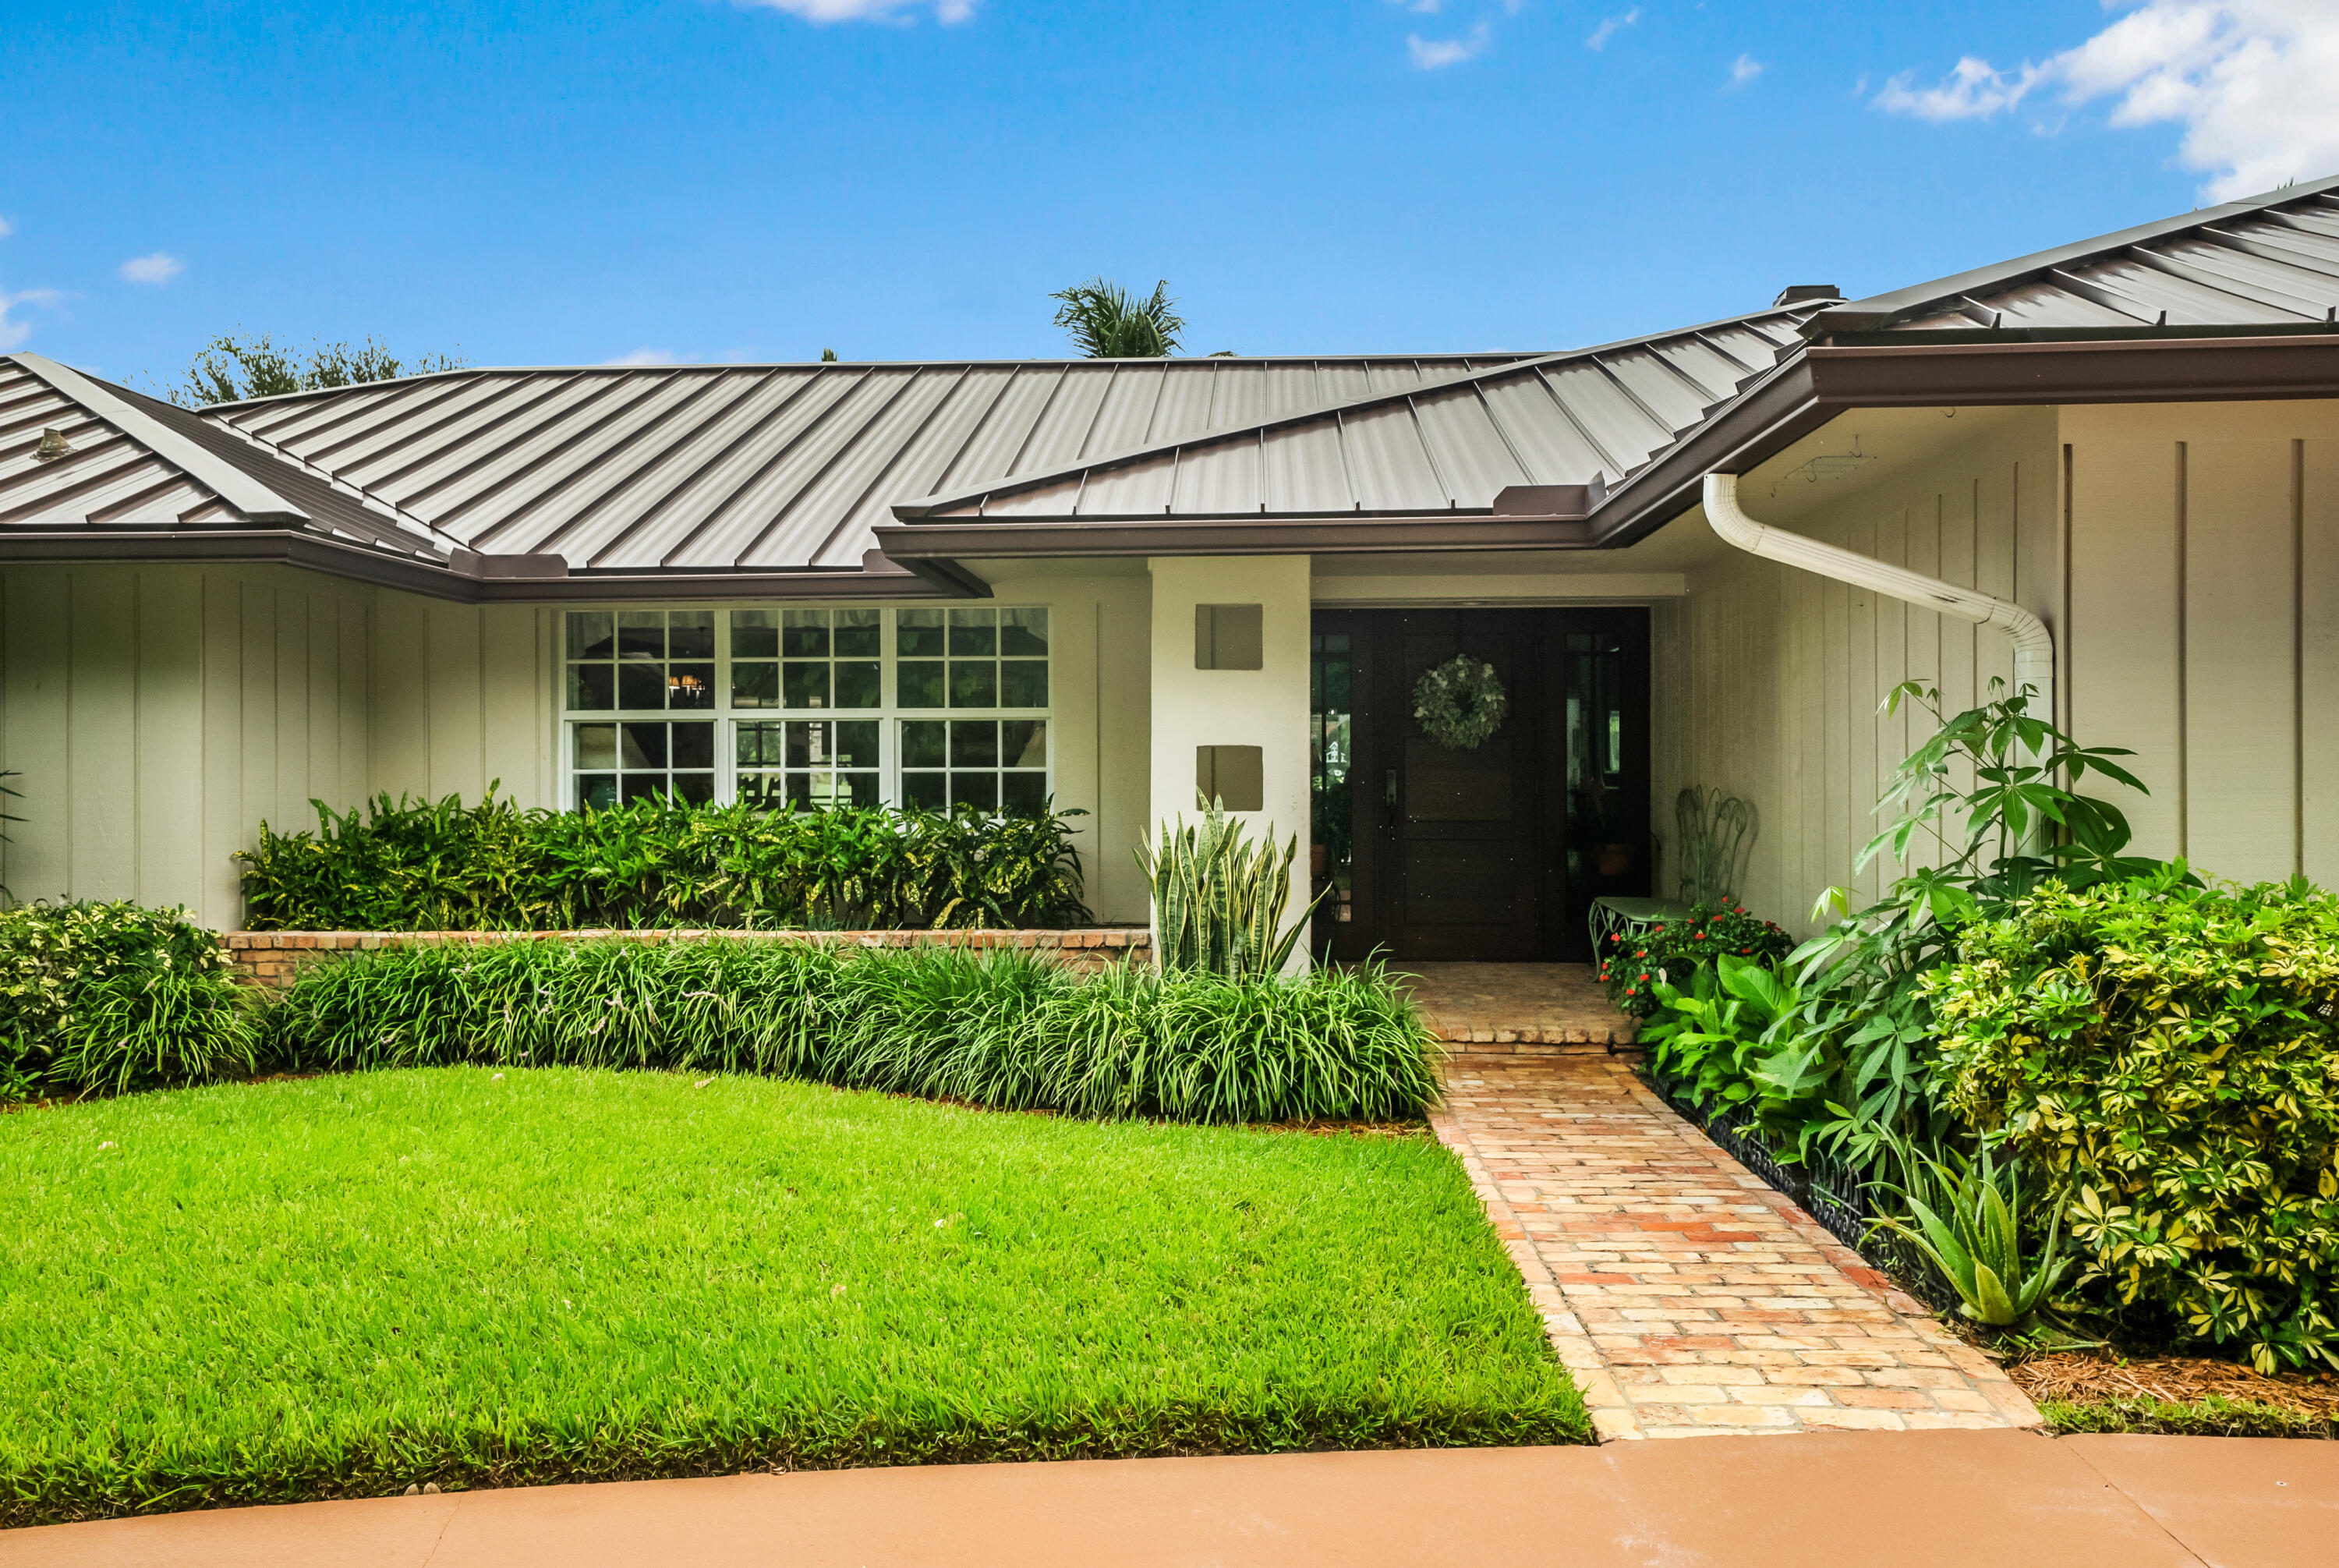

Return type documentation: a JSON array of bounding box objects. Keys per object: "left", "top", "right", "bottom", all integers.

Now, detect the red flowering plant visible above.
[{"left": 1598, "top": 898, "right": 1794, "bottom": 1020}]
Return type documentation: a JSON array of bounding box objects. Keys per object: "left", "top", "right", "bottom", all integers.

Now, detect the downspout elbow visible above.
[{"left": 1701, "top": 473, "right": 2054, "bottom": 724}]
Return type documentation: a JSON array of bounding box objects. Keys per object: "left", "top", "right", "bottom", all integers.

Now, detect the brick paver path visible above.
[
  {"left": 1398, "top": 962, "right": 1633, "bottom": 1046},
  {"left": 1431, "top": 1053, "right": 2042, "bottom": 1441}
]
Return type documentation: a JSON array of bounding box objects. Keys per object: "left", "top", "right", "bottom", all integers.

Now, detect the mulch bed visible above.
[{"left": 2014, "top": 1350, "right": 2339, "bottom": 1435}]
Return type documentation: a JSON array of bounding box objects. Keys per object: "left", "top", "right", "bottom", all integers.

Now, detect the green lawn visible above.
[
  {"left": 2038, "top": 1398, "right": 2337, "bottom": 1439},
  {"left": 0, "top": 1068, "right": 1584, "bottom": 1524}
]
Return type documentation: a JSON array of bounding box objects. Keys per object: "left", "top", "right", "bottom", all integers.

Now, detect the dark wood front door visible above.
[{"left": 1313, "top": 607, "right": 1649, "bottom": 964}]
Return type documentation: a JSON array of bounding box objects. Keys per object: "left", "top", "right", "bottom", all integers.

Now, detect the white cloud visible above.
[
  {"left": 0, "top": 218, "right": 12, "bottom": 239},
  {"left": 603, "top": 347, "right": 679, "bottom": 367},
  {"left": 737, "top": 0, "right": 973, "bottom": 22},
  {"left": 119, "top": 252, "right": 185, "bottom": 285},
  {"left": 1409, "top": 21, "right": 1490, "bottom": 69},
  {"left": 1729, "top": 53, "right": 1764, "bottom": 86},
  {"left": 1871, "top": 2, "right": 2339, "bottom": 200},
  {"left": 1586, "top": 9, "right": 1638, "bottom": 50},
  {"left": 1387, "top": 0, "right": 1443, "bottom": 13},
  {"left": 1872, "top": 55, "right": 2042, "bottom": 122},
  {"left": 0, "top": 285, "right": 65, "bottom": 352}
]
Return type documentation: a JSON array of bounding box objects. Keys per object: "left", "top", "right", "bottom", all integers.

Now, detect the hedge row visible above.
[{"left": 236, "top": 793, "right": 1092, "bottom": 933}]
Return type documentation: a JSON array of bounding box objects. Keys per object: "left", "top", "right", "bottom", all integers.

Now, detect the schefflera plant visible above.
[{"left": 1928, "top": 869, "right": 2339, "bottom": 1370}]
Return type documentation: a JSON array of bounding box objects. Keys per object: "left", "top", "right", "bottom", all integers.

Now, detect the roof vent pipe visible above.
[{"left": 1702, "top": 471, "right": 2054, "bottom": 734}]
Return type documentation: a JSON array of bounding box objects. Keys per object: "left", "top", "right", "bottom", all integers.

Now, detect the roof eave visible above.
[{"left": 1584, "top": 327, "right": 2339, "bottom": 547}]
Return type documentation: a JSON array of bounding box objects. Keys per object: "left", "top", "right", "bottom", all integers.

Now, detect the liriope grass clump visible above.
[{"left": 267, "top": 939, "right": 1441, "bottom": 1124}]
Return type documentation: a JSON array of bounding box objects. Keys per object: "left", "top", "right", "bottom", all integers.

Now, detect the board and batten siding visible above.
[
  {"left": 1654, "top": 398, "right": 2339, "bottom": 937},
  {"left": 0, "top": 562, "right": 1154, "bottom": 929},
  {"left": 0, "top": 565, "right": 557, "bottom": 928},
  {"left": 2062, "top": 402, "right": 2339, "bottom": 889}
]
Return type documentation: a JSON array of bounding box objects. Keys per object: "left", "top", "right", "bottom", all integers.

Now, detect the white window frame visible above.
[{"left": 557, "top": 603, "right": 1054, "bottom": 813}]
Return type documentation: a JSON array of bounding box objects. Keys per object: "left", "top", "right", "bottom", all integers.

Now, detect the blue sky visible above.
[{"left": 5, "top": 2, "right": 2335, "bottom": 381}]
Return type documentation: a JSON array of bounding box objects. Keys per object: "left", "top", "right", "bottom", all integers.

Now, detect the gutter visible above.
[
  {"left": 0, "top": 530, "right": 964, "bottom": 604},
  {"left": 1701, "top": 473, "right": 2054, "bottom": 723}
]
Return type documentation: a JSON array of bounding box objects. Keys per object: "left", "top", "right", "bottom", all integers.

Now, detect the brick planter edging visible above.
[{"left": 224, "top": 927, "right": 1152, "bottom": 989}]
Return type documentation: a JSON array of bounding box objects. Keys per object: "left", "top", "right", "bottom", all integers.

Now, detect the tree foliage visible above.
[
  {"left": 168, "top": 332, "right": 467, "bottom": 408},
  {"left": 1049, "top": 277, "right": 1185, "bottom": 358}
]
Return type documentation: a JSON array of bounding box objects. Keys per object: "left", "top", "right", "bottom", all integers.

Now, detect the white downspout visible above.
[{"left": 1702, "top": 473, "right": 2054, "bottom": 724}]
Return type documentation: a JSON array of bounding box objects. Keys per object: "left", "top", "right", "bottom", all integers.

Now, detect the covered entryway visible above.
[{"left": 1311, "top": 607, "right": 1651, "bottom": 965}]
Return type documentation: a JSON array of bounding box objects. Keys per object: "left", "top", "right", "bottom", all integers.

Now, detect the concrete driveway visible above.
[{"left": 4, "top": 1429, "right": 2332, "bottom": 1568}]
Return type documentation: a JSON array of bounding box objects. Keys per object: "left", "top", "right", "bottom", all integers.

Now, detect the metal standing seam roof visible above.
[
  {"left": 1818, "top": 173, "right": 2339, "bottom": 334},
  {"left": 9, "top": 172, "right": 2339, "bottom": 593},
  {"left": 891, "top": 309, "right": 1817, "bottom": 525},
  {"left": 0, "top": 356, "right": 461, "bottom": 562},
  {"left": 195, "top": 354, "right": 1534, "bottom": 572}
]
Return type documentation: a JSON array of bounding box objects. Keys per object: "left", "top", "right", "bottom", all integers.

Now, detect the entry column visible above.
[{"left": 1145, "top": 556, "right": 1313, "bottom": 969}]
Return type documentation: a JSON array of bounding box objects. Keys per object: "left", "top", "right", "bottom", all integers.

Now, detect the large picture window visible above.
[{"left": 562, "top": 606, "right": 1050, "bottom": 814}]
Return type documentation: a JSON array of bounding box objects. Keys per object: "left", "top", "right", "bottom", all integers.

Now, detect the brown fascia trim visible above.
[
  {"left": 1586, "top": 331, "right": 2339, "bottom": 547},
  {"left": 0, "top": 529, "right": 964, "bottom": 603},
  {"left": 1801, "top": 330, "right": 2339, "bottom": 405},
  {"left": 1584, "top": 358, "right": 1832, "bottom": 548},
  {"left": 872, "top": 512, "right": 1597, "bottom": 563}
]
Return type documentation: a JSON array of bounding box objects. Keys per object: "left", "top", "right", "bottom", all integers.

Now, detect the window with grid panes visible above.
[
  {"left": 564, "top": 610, "right": 719, "bottom": 808},
  {"left": 561, "top": 606, "right": 1050, "bottom": 814},
  {"left": 896, "top": 607, "right": 1049, "bottom": 812}
]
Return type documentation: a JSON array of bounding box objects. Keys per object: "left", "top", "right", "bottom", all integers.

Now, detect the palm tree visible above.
[{"left": 1049, "top": 278, "right": 1185, "bottom": 358}]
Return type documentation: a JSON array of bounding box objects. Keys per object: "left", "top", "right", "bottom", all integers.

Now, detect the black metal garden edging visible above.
[{"left": 1636, "top": 1064, "right": 1964, "bottom": 1318}]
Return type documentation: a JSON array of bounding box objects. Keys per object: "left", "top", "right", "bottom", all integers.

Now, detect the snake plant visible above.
[{"left": 1138, "top": 794, "right": 1324, "bottom": 979}]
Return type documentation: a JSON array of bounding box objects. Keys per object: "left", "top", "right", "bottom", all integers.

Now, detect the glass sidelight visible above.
[
  {"left": 1309, "top": 630, "right": 1354, "bottom": 938},
  {"left": 1562, "top": 624, "right": 1647, "bottom": 941}
]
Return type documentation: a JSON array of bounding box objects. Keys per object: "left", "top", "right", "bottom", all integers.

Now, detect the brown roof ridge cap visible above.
[
  {"left": 9, "top": 352, "right": 311, "bottom": 522},
  {"left": 174, "top": 383, "right": 475, "bottom": 554},
  {"left": 1812, "top": 172, "right": 2339, "bottom": 331},
  {"left": 886, "top": 303, "right": 1821, "bottom": 520},
  {"left": 189, "top": 353, "right": 1548, "bottom": 416}
]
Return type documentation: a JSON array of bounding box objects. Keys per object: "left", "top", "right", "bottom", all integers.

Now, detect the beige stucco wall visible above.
[
  {"left": 0, "top": 564, "right": 1155, "bottom": 929},
  {"left": 1654, "top": 398, "right": 2339, "bottom": 936},
  {"left": 1145, "top": 555, "right": 1314, "bottom": 948}
]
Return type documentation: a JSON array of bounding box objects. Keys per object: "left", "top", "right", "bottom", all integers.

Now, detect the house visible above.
[{"left": 4, "top": 176, "right": 2336, "bottom": 950}]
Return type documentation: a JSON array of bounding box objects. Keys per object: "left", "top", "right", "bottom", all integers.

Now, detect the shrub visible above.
[
  {"left": 236, "top": 792, "right": 1092, "bottom": 933},
  {"left": 1930, "top": 871, "right": 2339, "bottom": 1370},
  {"left": 267, "top": 939, "right": 1442, "bottom": 1124},
  {"left": 1599, "top": 900, "right": 1793, "bottom": 1019},
  {"left": 0, "top": 903, "right": 258, "bottom": 1099}
]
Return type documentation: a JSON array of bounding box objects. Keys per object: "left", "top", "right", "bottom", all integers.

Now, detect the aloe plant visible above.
[
  {"left": 1137, "top": 794, "right": 1324, "bottom": 979},
  {"left": 1872, "top": 1138, "right": 2070, "bottom": 1328}
]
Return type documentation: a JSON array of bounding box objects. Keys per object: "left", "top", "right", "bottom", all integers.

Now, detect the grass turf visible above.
[
  {"left": 0, "top": 1067, "right": 1585, "bottom": 1524},
  {"left": 2039, "top": 1398, "right": 2337, "bottom": 1439}
]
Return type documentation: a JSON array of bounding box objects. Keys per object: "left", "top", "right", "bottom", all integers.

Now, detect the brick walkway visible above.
[
  {"left": 1431, "top": 1053, "right": 2041, "bottom": 1441},
  {"left": 1397, "top": 962, "right": 1634, "bottom": 1046}
]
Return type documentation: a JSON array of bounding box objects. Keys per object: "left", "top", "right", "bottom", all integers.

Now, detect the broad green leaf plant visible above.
[{"left": 1785, "top": 678, "right": 2173, "bottom": 1170}]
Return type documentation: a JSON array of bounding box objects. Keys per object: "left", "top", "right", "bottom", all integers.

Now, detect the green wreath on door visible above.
[{"left": 1412, "top": 655, "right": 1509, "bottom": 749}]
